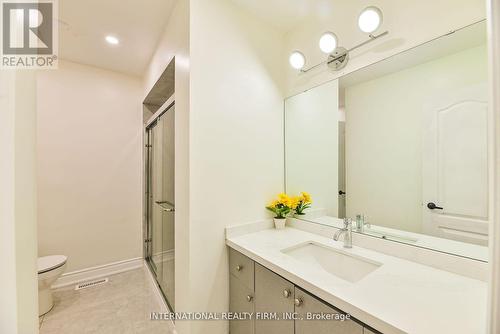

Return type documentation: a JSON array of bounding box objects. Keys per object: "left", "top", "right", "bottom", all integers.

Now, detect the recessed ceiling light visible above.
[
  {"left": 358, "top": 6, "right": 383, "bottom": 33},
  {"left": 289, "top": 51, "right": 305, "bottom": 70},
  {"left": 105, "top": 35, "right": 119, "bottom": 45},
  {"left": 319, "top": 32, "right": 337, "bottom": 54}
]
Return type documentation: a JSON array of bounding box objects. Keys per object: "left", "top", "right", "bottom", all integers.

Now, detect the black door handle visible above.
[
  {"left": 427, "top": 202, "right": 443, "bottom": 210},
  {"left": 339, "top": 190, "right": 346, "bottom": 195}
]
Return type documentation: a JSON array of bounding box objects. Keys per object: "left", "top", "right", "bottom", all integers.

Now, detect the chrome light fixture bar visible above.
[
  {"left": 290, "top": 5, "right": 387, "bottom": 73},
  {"left": 300, "top": 30, "right": 389, "bottom": 73}
]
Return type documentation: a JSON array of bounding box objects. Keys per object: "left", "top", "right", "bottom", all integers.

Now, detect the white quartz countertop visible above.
[{"left": 226, "top": 226, "right": 487, "bottom": 334}]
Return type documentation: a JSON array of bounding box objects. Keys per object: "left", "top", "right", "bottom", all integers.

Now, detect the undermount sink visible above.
[{"left": 281, "top": 241, "right": 382, "bottom": 283}]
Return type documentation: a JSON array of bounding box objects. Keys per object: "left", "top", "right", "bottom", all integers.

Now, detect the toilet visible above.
[{"left": 38, "top": 255, "right": 67, "bottom": 316}]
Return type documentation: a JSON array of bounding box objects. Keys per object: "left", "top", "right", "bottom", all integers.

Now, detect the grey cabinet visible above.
[
  {"left": 294, "top": 287, "right": 363, "bottom": 334},
  {"left": 229, "top": 274, "right": 254, "bottom": 334},
  {"left": 229, "top": 248, "right": 254, "bottom": 290},
  {"left": 228, "top": 248, "right": 383, "bottom": 334},
  {"left": 229, "top": 249, "right": 255, "bottom": 334},
  {"left": 254, "top": 263, "right": 294, "bottom": 334}
]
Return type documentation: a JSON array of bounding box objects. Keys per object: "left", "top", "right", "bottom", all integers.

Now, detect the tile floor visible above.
[{"left": 39, "top": 267, "right": 176, "bottom": 334}]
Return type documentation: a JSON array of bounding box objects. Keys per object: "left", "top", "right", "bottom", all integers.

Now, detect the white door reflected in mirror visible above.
[{"left": 423, "top": 84, "right": 489, "bottom": 246}]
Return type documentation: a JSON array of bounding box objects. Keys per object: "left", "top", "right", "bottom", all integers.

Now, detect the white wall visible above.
[
  {"left": 37, "top": 60, "right": 143, "bottom": 272},
  {"left": 143, "top": 1, "right": 191, "bottom": 333},
  {"left": 285, "top": 80, "right": 339, "bottom": 216},
  {"left": 284, "top": 0, "right": 485, "bottom": 96},
  {"left": 0, "top": 71, "right": 39, "bottom": 334},
  {"left": 189, "top": 0, "right": 285, "bottom": 333},
  {"left": 345, "top": 45, "right": 488, "bottom": 233}
]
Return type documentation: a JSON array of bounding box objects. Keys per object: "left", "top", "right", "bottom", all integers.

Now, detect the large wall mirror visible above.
[{"left": 285, "top": 21, "right": 489, "bottom": 261}]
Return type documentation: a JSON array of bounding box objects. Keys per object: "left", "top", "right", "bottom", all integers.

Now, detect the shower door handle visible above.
[
  {"left": 155, "top": 201, "right": 175, "bottom": 212},
  {"left": 162, "top": 207, "right": 175, "bottom": 212}
]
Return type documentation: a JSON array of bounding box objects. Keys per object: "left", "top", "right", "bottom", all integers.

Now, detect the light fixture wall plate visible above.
[
  {"left": 327, "top": 47, "right": 349, "bottom": 71},
  {"left": 358, "top": 6, "right": 383, "bottom": 33}
]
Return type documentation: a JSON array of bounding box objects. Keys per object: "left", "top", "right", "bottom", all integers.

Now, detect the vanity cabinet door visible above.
[
  {"left": 294, "top": 287, "right": 363, "bottom": 334},
  {"left": 229, "top": 248, "right": 255, "bottom": 290},
  {"left": 229, "top": 274, "right": 254, "bottom": 334},
  {"left": 254, "top": 263, "right": 294, "bottom": 334}
]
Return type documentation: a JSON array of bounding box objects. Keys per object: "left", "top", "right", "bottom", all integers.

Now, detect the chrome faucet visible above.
[
  {"left": 333, "top": 218, "right": 352, "bottom": 248},
  {"left": 355, "top": 214, "right": 370, "bottom": 232}
]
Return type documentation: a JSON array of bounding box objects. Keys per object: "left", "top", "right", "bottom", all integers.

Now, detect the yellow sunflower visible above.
[{"left": 301, "top": 192, "right": 312, "bottom": 204}]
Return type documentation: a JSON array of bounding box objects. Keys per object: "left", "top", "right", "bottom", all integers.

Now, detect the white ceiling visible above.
[
  {"left": 230, "top": 0, "right": 336, "bottom": 32},
  {"left": 58, "top": 0, "right": 175, "bottom": 77}
]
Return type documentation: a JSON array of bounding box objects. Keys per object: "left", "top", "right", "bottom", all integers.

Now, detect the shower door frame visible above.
[{"left": 144, "top": 95, "right": 175, "bottom": 312}]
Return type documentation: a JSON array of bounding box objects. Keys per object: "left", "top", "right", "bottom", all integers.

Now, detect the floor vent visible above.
[{"left": 75, "top": 278, "right": 109, "bottom": 291}]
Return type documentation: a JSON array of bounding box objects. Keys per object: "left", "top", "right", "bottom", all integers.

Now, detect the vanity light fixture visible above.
[
  {"left": 289, "top": 6, "right": 388, "bottom": 73},
  {"left": 105, "top": 35, "right": 120, "bottom": 45},
  {"left": 289, "top": 51, "right": 306, "bottom": 70},
  {"left": 319, "top": 32, "right": 338, "bottom": 54},
  {"left": 358, "top": 6, "right": 383, "bottom": 34}
]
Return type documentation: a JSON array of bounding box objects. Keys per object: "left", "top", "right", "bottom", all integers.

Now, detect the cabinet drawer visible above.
[
  {"left": 229, "top": 248, "right": 254, "bottom": 290},
  {"left": 294, "top": 287, "right": 363, "bottom": 334}
]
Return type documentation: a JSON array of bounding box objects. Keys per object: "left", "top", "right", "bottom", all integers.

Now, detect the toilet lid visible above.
[{"left": 38, "top": 255, "right": 67, "bottom": 274}]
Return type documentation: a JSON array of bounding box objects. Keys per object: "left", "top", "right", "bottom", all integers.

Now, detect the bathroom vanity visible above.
[
  {"left": 226, "top": 221, "right": 487, "bottom": 334},
  {"left": 229, "top": 247, "right": 377, "bottom": 334}
]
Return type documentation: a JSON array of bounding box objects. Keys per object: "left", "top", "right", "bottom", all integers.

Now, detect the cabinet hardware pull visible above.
[
  {"left": 283, "top": 289, "right": 291, "bottom": 298},
  {"left": 294, "top": 298, "right": 303, "bottom": 307},
  {"left": 236, "top": 265, "right": 243, "bottom": 272},
  {"left": 246, "top": 295, "right": 253, "bottom": 302}
]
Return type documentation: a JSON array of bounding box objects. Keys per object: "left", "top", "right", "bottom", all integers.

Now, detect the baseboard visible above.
[{"left": 52, "top": 257, "right": 144, "bottom": 289}]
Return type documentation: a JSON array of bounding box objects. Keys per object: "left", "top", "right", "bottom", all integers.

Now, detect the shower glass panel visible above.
[{"left": 146, "top": 104, "right": 175, "bottom": 311}]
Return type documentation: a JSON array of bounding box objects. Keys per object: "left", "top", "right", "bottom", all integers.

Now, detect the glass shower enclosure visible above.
[{"left": 145, "top": 103, "right": 175, "bottom": 311}]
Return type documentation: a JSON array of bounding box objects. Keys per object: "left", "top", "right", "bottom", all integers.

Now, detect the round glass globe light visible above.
[
  {"left": 289, "top": 51, "right": 305, "bottom": 70},
  {"left": 358, "top": 6, "right": 382, "bottom": 33},
  {"left": 319, "top": 32, "right": 337, "bottom": 54}
]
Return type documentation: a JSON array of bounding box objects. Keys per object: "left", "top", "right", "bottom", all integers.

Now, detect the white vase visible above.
[{"left": 274, "top": 218, "right": 286, "bottom": 229}]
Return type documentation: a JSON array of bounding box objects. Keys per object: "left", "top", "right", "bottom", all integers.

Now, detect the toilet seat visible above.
[{"left": 38, "top": 255, "right": 67, "bottom": 274}]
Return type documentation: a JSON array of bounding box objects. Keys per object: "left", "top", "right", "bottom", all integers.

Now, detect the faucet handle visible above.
[{"left": 343, "top": 217, "right": 352, "bottom": 228}]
